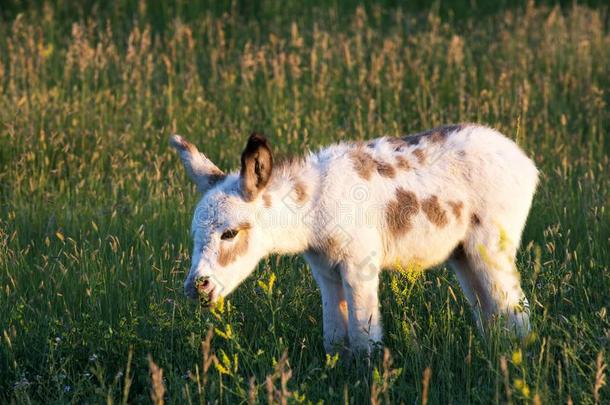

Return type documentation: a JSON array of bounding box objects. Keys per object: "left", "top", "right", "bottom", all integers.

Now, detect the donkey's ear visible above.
[
  {"left": 170, "top": 134, "right": 225, "bottom": 194},
  {"left": 240, "top": 132, "right": 273, "bottom": 201}
]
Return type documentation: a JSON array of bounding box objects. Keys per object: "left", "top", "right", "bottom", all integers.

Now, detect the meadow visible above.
[{"left": 0, "top": 1, "right": 609, "bottom": 403}]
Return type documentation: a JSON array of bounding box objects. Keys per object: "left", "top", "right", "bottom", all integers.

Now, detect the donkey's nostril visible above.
[{"left": 195, "top": 277, "right": 212, "bottom": 292}]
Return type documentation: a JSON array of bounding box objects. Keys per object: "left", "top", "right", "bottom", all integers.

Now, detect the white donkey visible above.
[{"left": 170, "top": 123, "right": 538, "bottom": 353}]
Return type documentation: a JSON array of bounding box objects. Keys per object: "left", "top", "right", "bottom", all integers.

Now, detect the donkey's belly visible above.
[{"left": 382, "top": 212, "right": 469, "bottom": 271}]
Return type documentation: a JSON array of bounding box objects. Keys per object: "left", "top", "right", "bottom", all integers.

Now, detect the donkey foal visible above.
[{"left": 170, "top": 124, "right": 538, "bottom": 354}]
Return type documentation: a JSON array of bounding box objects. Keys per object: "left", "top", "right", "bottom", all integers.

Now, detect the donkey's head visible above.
[{"left": 170, "top": 133, "right": 274, "bottom": 304}]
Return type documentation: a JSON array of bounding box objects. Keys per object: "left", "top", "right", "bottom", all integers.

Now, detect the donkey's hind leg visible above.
[
  {"left": 448, "top": 244, "right": 489, "bottom": 333},
  {"left": 449, "top": 220, "right": 530, "bottom": 337}
]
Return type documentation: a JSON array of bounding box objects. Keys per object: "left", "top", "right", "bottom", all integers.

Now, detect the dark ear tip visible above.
[{"left": 247, "top": 132, "right": 269, "bottom": 148}]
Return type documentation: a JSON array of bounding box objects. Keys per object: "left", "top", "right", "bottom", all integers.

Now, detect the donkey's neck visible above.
[{"left": 262, "top": 154, "right": 319, "bottom": 255}]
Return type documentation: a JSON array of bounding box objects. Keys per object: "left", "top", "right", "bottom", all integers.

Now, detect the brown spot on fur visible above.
[
  {"left": 448, "top": 201, "right": 464, "bottom": 220},
  {"left": 471, "top": 213, "right": 481, "bottom": 226},
  {"left": 428, "top": 131, "right": 445, "bottom": 144},
  {"left": 395, "top": 155, "right": 412, "bottom": 171},
  {"left": 262, "top": 193, "right": 273, "bottom": 208},
  {"left": 350, "top": 149, "right": 376, "bottom": 180},
  {"left": 387, "top": 137, "right": 406, "bottom": 151},
  {"left": 422, "top": 195, "right": 448, "bottom": 227},
  {"left": 218, "top": 226, "right": 250, "bottom": 266},
  {"left": 386, "top": 188, "right": 420, "bottom": 236},
  {"left": 309, "top": 236, "right": 346, "bottom": 262},
  {"left": 293, "top": 180, "right": 308, "bottom": 203},
  {"left": 339, "top": 300, "right": 348, "bottom": 316},
  {"left": 208, "top": 173, "right": 226, "bottom": 184},
  {"left": 322, "top": 237, "right": 342, "bottom": 260},
  {"left": 375, "top": 160, "right": 396, "bottom": 178},
  {"left": 413, "top": 148, "right": 426, "bottom": 164},
  {"left": 181, "top": 139, "right": 196, "bottom": 152},
  {"left": 171, "top": 136, "right": 198, "bottom": 153}
]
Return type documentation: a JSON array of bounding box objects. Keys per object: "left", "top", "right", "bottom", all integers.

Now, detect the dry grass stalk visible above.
[
  {"left": 148, "top": 354, "right": 165, "bottom": 405},
  {"left": 248, "top": 376, "right": 257, "bottom": 405},
  {"left": 422, "top": 367, "right": 432, "bottom": 405},
  {"left": 265, "top": 350, "right": 292, "bottom": 405},
  {"left": 500, "top": 355, "right": 512, "bottom": 405},
  {"left": 371, "top": 348, "right": 402, "bottom": 405},
  {"left": 201, "top": 327, "right": 218, "bottom": 400},
  {"left": 593, "top": 351, "right": 607, "bottom": 404},
  {"left": 121, "top": 346, "right": 134, "bottom": 405}
]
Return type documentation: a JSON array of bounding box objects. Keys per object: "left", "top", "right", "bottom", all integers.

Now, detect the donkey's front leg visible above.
[
  {"left": 340, "top": 261, "right": 383, "bottom": 354},
  {"left": 317, "top": 275, "right": 349, "bottom": 353},
  {"left": 306, "top": 252, "right": 348, "bottom": 353}
]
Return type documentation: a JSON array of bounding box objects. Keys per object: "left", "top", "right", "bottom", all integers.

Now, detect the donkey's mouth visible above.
[
  {"left": 194, "top": 278, "right": 216, "bottom": 307},
  {"left": 184, "top": 278, "right": 216, "bottom": 305},
  {"left": 198, "top": 289, "right": 216, "bottom": 307}
]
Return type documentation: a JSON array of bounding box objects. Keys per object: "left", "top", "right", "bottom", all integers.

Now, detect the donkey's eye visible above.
[{"left": 221, "top": 229, "right": 239, "bottom": 240}]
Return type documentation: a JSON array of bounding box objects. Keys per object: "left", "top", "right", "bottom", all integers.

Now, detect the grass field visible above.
[{"left": 1, "top": 1, "right": 609, "bottom": 403}]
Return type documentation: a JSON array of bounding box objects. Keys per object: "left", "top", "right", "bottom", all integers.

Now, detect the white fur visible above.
[{"left": 172, "top": 124, "right": 538, "bottom": 354}]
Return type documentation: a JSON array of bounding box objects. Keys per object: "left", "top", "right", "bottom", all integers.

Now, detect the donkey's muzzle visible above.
[{"left": 185, "top": 276, "right": 216, "bottom": 306}]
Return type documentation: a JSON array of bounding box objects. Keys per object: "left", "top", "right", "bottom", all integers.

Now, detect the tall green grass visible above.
[{"left": 0, "top": 1, "right": 608, "bottom": 403}]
